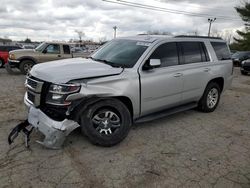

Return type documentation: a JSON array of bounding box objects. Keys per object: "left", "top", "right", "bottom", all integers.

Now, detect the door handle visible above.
[
  {"left": 173, "top": 73, "right": 183, "bottom": 77},
  {"left": 58, "top": 55, "right": 61, "bottom": 57},
  {"left": 204, "top": 68, "right": 211, "bottom": 72}
]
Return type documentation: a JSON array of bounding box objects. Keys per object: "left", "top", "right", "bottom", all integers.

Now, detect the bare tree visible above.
[{"left": 75, "top": 30, "right": 85, "bottom": 45}]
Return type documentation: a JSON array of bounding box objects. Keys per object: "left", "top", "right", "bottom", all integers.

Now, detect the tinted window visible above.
[
  {"left": 63, "top": 45, "right": 71, "bottom": 54},
  {"left": 46, "top": 44, "right": 60, "bottom": 54},
  {"left": 180, "top": 42, "right": 208, "bottom": 64},
  {"left": 149, "top": 42, "right": 179, "bottom": 67},
  {"left": 211, "top": 42, "right": 231, "bottom": 60}
]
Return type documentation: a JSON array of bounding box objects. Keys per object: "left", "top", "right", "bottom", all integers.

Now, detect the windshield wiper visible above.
[{"left": 89, "top": 57, "right": 126, "bottom": 68}]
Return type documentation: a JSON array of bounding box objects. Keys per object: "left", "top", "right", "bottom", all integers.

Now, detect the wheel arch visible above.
[
  {"left": 72, "top": 96, "right": 134, "bottom": 123},
  {"left": 207, "top": 77, "right": 224, "bottom": 92},
  {"left": 113, "top": 96, "right": 134, "bottom": 119},
  {"left": 18, "top": 56, "right": 37, "bottom": 68}
]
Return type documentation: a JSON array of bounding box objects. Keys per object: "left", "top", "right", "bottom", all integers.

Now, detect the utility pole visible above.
[
  {"left": 113, "top": 26, "right": 117, "bottom": 39},
  {"left": 208, "top": 18, "right": 216, "bottom": 37}
]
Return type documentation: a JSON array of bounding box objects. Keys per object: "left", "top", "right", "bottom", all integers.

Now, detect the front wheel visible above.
[
  {"left": 241, "top": 70, "right": 248, "bottom": 75},
  {"left": 198, "top": 82, "right": 221, "bottom": 112},
  {"left": 79, "top": 99, "right": 132, "bottom": 146},
  {"left": 19, "top": 60, "right": 34, "bottom": 75}
]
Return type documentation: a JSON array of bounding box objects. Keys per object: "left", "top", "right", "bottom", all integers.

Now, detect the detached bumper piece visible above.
[
  {"left": 8, "top": 119, "right": 34, "bottom": 148},
  {"left": 8, "top": 107, "right": 80, "bottom": 149},
  {"left": 28, "top": 106, "right": 80, "bottom": 149}
]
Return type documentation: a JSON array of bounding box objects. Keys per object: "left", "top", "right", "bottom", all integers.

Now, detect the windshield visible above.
[
  {"left": 91, "top": 39, "right": 149, "bottom": 68},
  {"left": 35, "top": 42, "right": 47, "bottom": 52}
]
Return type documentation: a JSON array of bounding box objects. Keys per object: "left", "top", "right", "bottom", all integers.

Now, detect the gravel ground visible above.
[{"left": 0, "top": 68, "right": 250, "bottom": 188}]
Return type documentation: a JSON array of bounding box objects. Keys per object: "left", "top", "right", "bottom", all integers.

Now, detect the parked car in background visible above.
[
  {"left": 7, "top": 42, "right": 86, "bottom": 74},
  {"left": 22, "top": 44, "right": 36, "bottom": 49},
  {"left": 241, "top": 59, "right": 250, "bottom": 75},
  {"left": 0, "top": 45, "right": 22, "bottom": 68},
  {"left": 232, "top": 51, "right": 250, "bottom": 66},
  {"left": 10, "top": 35, "right": 233, "bottom": 149},
  {"left": 71, "top": 47, "right": 91, "bottom": 58}
]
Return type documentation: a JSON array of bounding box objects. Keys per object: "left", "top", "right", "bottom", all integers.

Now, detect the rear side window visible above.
[
  {"left": 149, "top": 42, "right": 179, "bottom": 67},
  {"left": 179, "top": 42, "right": 209, "bottom": 64},
  {"left": 63, "top": 45, "right": 71, "bottom": 54},
  {"left": 211, "top": 42, "right": 231, "bottom": 60}
]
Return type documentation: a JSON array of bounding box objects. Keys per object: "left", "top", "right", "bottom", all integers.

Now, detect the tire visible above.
[
  {"left": 0, "top": 59, "right": 4, "bottom": 68},
  {"left": 198, "top": 82, "right": 221, "bottom": 113},
  {"left": 241, "top": 70, "right": 248, "bottom": 75},
  {"left": 19, "top": 60, "right": 34, "bottom": 75},
  {"left": 78, "top": 98, "right": 132, "bottom": 147}
]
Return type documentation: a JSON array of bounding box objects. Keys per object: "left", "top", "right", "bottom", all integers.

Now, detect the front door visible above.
[
  {"left": 39, "top": 44, "right": 62, "bottom": 63},
  {"left": 139, "top": 42, "right": 183, "bottom": 116}
]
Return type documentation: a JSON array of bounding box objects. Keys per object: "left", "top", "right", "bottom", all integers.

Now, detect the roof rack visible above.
[{"left": 175, "top": 35, "right": 222, "bottom": 40}]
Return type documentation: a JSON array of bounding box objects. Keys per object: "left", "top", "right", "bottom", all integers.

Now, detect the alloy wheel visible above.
[
  {"left": 92, "top": 110, "right": 121, "bottom": 135},
  {"left": 207, "top": 88, "right": 219, "bottom": 109}
]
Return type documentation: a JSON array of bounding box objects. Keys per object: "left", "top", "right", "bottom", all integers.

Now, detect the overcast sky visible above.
[{"left": 0, "top": 0, "right": 244, "bottom": 42}]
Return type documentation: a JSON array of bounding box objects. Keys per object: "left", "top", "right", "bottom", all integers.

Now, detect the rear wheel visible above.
[
  {"left": 241, "top": 70, "right": 248, "bottom": 75},
  {"left": 20, "top": 60, "right": 34, "bottom": 75},
  {"left": 79, "top": 99, "right": 132, "bottom": 146},
  {"left": 198, "top": 82, "right": 221, "bottom": 112},
  {"left": 0, "top": 59, "right": 4, "bottom": 68}
]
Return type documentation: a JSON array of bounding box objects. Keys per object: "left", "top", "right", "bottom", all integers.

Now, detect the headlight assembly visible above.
[
  {"left": 46, "top": 83, "right": 81, "bottom": 106},
  {"left": 9, "top": 53, "right": 15, "bottom": 60}
]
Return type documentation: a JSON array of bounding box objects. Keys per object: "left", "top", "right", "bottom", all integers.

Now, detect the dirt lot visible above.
[{"left": 0, "top": 68, "right": 250, "bottom": 188}]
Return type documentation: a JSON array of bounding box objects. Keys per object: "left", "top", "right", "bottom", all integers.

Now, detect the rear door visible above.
[
  {"left": 139, "top": 42, "right": 184, "bottom": 116},
  {"left": 178, "top": 41, "right": 211, "bottom": 103}
]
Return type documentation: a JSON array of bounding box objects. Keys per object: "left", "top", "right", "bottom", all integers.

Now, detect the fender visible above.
[{"left": 18, "top": 56, "right": 38, "bottom": 64}]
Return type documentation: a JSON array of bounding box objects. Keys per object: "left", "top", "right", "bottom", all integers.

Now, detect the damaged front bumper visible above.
[
  {"left": 8, "top": 106, "right": 80, "bottom": 149},
  {"left": 27, "top": 106, "right": 80, "bottom": 149}
]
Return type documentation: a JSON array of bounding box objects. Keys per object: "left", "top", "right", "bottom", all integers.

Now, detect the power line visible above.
[
  {"left": 154, "top": 0, "right": 237, "bottom": 12},
  {"left": 118, "top": 0, "right": 241, "bottom": 20},
  {"left": 102, "top": 0, "right": 242, "bottom": 21}
]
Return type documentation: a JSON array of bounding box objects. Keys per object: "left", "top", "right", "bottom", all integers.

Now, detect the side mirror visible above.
[
  {"left": 149, "top": 59, "right": 161, "bottom": 67},
  {"left": 42, "top": 49, "right": 47, "bottom": 53}
]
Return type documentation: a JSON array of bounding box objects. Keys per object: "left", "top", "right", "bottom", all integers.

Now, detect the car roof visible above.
[
  {"left": 44, "top": 41, "right": 70, "bottom": 45},
  {"left": 117, "top": 35, "right": 225, "bottom": 43}
]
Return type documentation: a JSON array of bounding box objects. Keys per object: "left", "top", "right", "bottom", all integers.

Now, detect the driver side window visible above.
[
  {"left": 46, "top": 44, "right": 60, "bottom": 54},
  {"left": 149, "top": 42, "right": 179, "bottom": 68}
]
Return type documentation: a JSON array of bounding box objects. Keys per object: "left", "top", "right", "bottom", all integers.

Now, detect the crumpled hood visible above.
[{"left": 30, "top": 58, "right": 123, "bottom": 83}]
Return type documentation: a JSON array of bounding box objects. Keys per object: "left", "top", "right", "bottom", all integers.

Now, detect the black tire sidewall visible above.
[
  {"left": 20, "top": 60, "right": 34, "bottom": 74},
  {"left": 80, "top": 99, "right": 132, "bottom": 146},
  {"left": 241, "top": 70, "right": 248, "bottom": 75},
  {"left": 0, "top": 59, "right": 3, "bottom": 68},
  {"left": 199, "top": 82, "right": 221, "bottom": 112}
]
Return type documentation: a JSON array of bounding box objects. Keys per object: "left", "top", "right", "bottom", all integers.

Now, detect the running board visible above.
[{"left": 135, "top": 102, "right": 198, "bottom": 124}]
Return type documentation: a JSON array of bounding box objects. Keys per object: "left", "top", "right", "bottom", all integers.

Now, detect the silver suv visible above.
[{"left": 9, "top": 35, "right": 233, "bottom": 149}]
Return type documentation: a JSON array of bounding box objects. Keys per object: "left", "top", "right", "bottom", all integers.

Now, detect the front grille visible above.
[
  {"left": 27, "top": 78, "right": 38, "bottom": 89},
  {"left": 27, "top": 92, "right": 35, "bottom": 103},
  {"left": 26, "top": 76, "right": 44, "bottom": 107}
]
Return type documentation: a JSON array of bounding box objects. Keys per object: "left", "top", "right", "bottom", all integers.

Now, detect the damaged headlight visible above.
[{"left": 46, "top": 83, "right": 81, "bottom": 106}]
